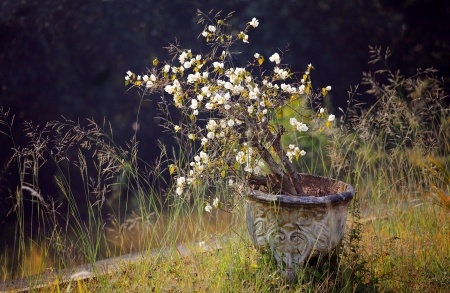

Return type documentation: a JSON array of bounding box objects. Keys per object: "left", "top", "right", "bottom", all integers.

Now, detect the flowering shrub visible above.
[{"left": 126, "top": 11, "right": 335, "bottom": 210}]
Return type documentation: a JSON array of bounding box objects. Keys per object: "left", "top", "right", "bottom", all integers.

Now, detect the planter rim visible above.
[{"left": 248, "top": 174, "right": 355, "bottom": 207}]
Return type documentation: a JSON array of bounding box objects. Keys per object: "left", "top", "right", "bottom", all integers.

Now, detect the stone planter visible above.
[{"left": 245, "top": 174, "right": 355, "bottom": 281}]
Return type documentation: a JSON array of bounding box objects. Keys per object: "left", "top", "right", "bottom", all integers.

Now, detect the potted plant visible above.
[{"left": 125, "top": 10, "right": 354, "bottom": 281}]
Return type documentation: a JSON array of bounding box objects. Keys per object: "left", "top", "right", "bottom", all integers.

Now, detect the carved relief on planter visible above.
[{"left": 245, "top": 174, "right": 354, "bottom": 281}]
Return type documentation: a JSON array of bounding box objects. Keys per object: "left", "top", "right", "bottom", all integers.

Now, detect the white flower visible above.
[
  {"left": 125, "top": 76, "right": 130, "bottom": 81},
  {"left": 201, "top": 31, "right": 208, "bottom": 37},
  {"left": 137, "top": 75, "right": 141, "bottom": 81},
  {"left": 236, "top": 151, "right": 246, "bottom": 164},
  {"left": 328, "top": 114, "right": 335, "bottom": 122},
  {"left": 205, "top": 204, "right": 212, "bottom": 213},
  {"left": 199, "top": 151, "right": 209, "bottom": 163},
  {"left": 240, "top": 32, "right": 249, "bottom": 43},
  {"left": 269, "top": 52, "right": 281, "bottom": 64},
  {"left": 208, "top": 25, "right": 216, "bottom": 32},
  {"left": 290, "top": 117, "right": 309, "bottom": 132},
  {"left": 201, "top": 86, "right": 211, "bottom": 97},
  {"left": 213, "top": 62, "right": 224, "bottom": 69},
  {"left": 212, "top": 197, "right": 220, "bottom": 208},
  {"left": 187, "top": 72, "right": 200, "bottom": 83},
  {"left": 184, "top": 61, "right": 192, "bottom": 69},
  {"left": 174, "top": 125, "right": 181, "bottom": 132},
  {"left": 206, "top": 119, "right": 218, "bottom": 131},
  {"left": 163, "top": 64, "right": 171, "bottom": 73},
  {"left": 297, "top": 123, "right": 309, "bottom": 132},
  {"left": 326, "top": 86, "right": 332, "bottom": 91},
  {"left": 178, "top": 51, "right": 188, "bottom": 64},
  {"left": 176, "top": 176, "right": 186, "bottom": 186},
  {"left": 300, "top": 150, "right": 306, "bottom": 156},
  {"left": 126, "top": 70, "right": 133, "bottom": 76},
  {"left": 320, "top": 108, "right": 325, "bottom": 114},
  {"left": 254, "top": 53, "right": 260, "bottom": 58},
  {"left": 249, "top": 18, "right": 259, "bottom": 28},
  {"left": 176, "top": 176, "right": 186, "bottom": 195},
  {"left": 164, "top": 84, "right": 176, "bottom": 94},
  {"left": 298, "top": 84, "right": 305, "bottom": 94},
  {"left": 227, "top": 119, "right": 235, "bottom": 127},
  {"left": 275, "top": 68, "right": 289, "bottom": 80}
]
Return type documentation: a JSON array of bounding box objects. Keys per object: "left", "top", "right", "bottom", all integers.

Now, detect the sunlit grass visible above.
[{"left": 362, "top": 201, "right": 450, "bottom": 291}]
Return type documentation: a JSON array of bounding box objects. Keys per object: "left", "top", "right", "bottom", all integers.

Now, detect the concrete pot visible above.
[{"left": 245, "top": 174, "right": 355, "bottom": 281}]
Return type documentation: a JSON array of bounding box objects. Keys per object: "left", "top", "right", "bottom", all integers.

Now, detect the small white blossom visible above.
[
  {"left": 201, "top": 31, "right": 208, "bottom": 37},
  {"left": 298, "top": 84, "right": 305, "bottom": 94},
  {"left": 300, "top": 150, "right": 306, "bottom": 156},
  {"left": 205, "top": 204, "right": 212, "bottom": 213},
  {"left": 254, "top": 53, "right": 260, "bottom": 58},
  {"left": 213, "top": 197, "right": 220, "bottom": 208},
  {"left": 290, "top": 118, "right": 309, "bottom": 132},
  {"left": 249, "top": 18, "right": 259, "bottom": 28},
  {"left": 269, "top": 52, "right": 281, "bottom": 64},
  {"left": 208, "top": 25, "right": 216, "bottom": 32},
  {"left": 178, "top": 51, "right": 189, "bottom": 64},
  {"left": 164, "top": 84, "right": 176, "bottom": 94},
  {"left": 240, "top": 32, "right": 249, "bottom": 43},
  {"left": 213, "top": 62, "right": 224, "bottom": 69},
  {"left": 201, "top": 86, "right": 211, "bottom": 97},
  {"left": 187, "top": 72, "right": 200, "bottom": 83},
  {"left": 328, "top": 114, "right": 336, "bottom": 122},
  {"left": 320, "top": 108, "right": 325, "bottom": 114},
  {"left": 236, "top": 151, "right": 246, "bottom": 164},
  {"left": 326, "top": 86, "right": 332, "bottom": 91},
  {"left": 176, "top": 176, "right": 186, "bottom": 195}
]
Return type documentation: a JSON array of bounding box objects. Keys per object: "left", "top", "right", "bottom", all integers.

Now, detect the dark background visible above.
[{"left": 0, "top": 0, "right": 449, "bottom": 229}]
